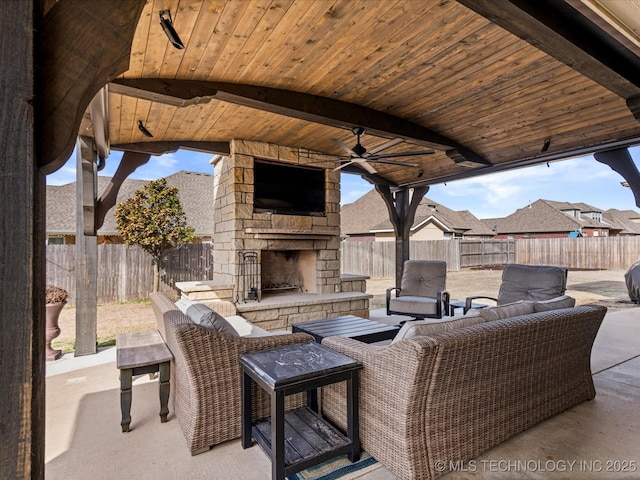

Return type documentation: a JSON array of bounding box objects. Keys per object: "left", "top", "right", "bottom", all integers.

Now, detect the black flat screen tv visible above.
[{"left": 253, "top": 159, "right": 326, "bottom": 216}]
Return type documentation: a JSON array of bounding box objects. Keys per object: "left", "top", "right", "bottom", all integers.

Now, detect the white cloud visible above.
[
  {"left": 45, "top": 164, "right": 76, "bottom": 186},
  {"left": 429, "top": 155, "right": 639, "bottom": 218},
  {"left": 340, "top": 174, "right": 373, "bottom": 205}
]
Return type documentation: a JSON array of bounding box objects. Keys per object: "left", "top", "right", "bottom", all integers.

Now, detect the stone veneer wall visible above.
[
  {"left": 236, "top": 294, "right": 371, "bottom": 331},
  {"left": 212, "top": 140, "right": 342, "bottom": 301}
]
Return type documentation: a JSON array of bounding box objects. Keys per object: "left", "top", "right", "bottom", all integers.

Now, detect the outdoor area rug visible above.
[{"left": 286, "top": 453, "right": 379, "bottom": 480}]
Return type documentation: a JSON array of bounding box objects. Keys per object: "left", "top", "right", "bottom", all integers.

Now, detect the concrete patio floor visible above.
[{"left": 45, "top": 308, "right": 640, "bottom": 480}]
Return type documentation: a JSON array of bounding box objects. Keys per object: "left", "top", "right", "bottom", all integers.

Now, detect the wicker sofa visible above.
[
  {"left": 149, "top": 292, "right": 313, "bottom": 455},
  {"left": 321, "top": 304, "right": 607, "bottom": 480}
]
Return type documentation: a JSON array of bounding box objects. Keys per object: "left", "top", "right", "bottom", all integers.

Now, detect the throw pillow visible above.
[
  {"left": 391, "top": 314, "right": 484, "bottom": 344},
  {"left": 185, "top": 302, "right": 238, "bottom": 336},
  {"left": 479, "top": 300, "right": 536, "bottom": 322},
  {"left": 533, "top": 295, "right": 576, "bottom": 312},
  {"left": 174, "top": 297, "right": 194, "bottom": 314}
]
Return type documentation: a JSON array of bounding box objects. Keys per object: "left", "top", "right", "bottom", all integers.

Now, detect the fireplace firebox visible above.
[{"left": 261, "top": 250, "right": 317, "bottom": 296}]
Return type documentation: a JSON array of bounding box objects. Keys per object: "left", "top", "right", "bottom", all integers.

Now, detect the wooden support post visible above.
[
  {"left": 375, "top": 185, "right": 429, "bottom": 287},
  {"left": 0, "top": 2, "right": 45, "bottom": 478},
  {"left": 75, "top": 136, "right": 98, "bottom": 355}
]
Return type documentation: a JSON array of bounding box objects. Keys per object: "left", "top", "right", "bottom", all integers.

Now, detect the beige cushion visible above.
[
  {"left": 225, "top": 315, "right": 272, "bottom": 337},
  {"left": 389, "top": 296, "right": 438, "bottom": 316},
  {"left": 391, "top": 314, "right": 484, "bottom": 344},
  {"left": 533, "top": 295, "right": 576, "bottom": 312},
  {"left": 479, "top": 300, "right": 536, "bottom": 322}
]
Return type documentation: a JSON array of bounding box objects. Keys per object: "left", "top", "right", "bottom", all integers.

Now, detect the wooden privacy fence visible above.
[
  {"left": 515, "top": 237, "right": 640, "bottom": 270},
  {"left": 46, "top": 237, "right": 640, "bottom": 304},
  {"left": 340, "top": 237, "right": 640, "bottom": 277},
  {"left": 460, "top": 239, "right": 516, "bottom": 268},
  {"left": 340, "top": 240, "right": 460, "bottom": 278},
  {"left": 340, "top": 240, "right": 515, "bottom": 276},
  {"left": 46, "top": 243, "right": 214, "bottom": 305}
]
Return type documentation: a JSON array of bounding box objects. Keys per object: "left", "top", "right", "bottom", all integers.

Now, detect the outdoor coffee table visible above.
[
  {"left": 240, "top": 342, "right": 362, "bottom": 480},
  {"left": 291, "top": 315, "right": 400, "bottom": 344}
]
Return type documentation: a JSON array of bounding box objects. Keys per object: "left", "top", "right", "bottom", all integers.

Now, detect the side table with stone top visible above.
[{"left": 240, "top": 342, "right": 362, "bottom": 480}]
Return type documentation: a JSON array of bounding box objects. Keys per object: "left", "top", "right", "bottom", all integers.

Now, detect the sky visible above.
[{"left": 46, "top": 145, "right": 640, "bottom": 220}]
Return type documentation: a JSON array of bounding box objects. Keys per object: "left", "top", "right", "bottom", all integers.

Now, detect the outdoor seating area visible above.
[
  {"left": 45, "top": 302, "right": 640, "bottom": 479},
  {"left": 6, "top": 2, "right": 640, "bottom": 478}
]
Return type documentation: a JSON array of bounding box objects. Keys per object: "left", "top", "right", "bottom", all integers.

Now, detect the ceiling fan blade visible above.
[
  {"left": 359, "top": 161, "right": 377, "bottom": 174},
  {"left": 332, "top": 138, "right": 358, "bottom": 157},
  {"left": 366, "top": 158, "right": 419, "bottom": 167},
  {"left": 370, "top": 150, "right": 435, "bottom": 160},
  {"left": 332, "top": 160, "right": 355, "bottom": 172},
  {"left": 366, "top": 138, "right": 404, "bottom": 155}
]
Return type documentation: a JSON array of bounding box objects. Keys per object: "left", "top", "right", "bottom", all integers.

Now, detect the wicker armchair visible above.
[
  {"left": 150, "top": 292, "right": 313, "bottom": 455},
  {"left": 321, "top": 305, "right": 606, "bottom": 480}
]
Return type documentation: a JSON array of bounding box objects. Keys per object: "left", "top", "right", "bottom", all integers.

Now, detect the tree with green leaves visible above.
[{"left": 115, "top": 178, "right": 196, "bottom": 292}]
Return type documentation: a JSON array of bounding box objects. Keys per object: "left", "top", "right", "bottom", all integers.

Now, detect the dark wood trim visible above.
[
  {"left": 375, "top": 186, "right": 429, "bottom": 286},
  {"left": 594, "top": 148, "right": 640, "bottom": 208},
  {"left": 75, "top": 137, "right": 98, "bottom": 356},
  {"left": 110, "top": 79, "right": 490, "bottom": 166},
  {"left": 78, "top": 136, "right": 97, "bottom": 236},
  {"left": 628, "top": 96, "right": 640, "bottom": 123},
  {"left": 457, "top": 0, "right": 640, "bottom": 104},
  {"left": 96, "top": 151, "right": 151, "bottom": 230},
  {"left": 111, "top": 141, "right": 231, "bottom": 156},
  {"left": 1, "top": 3, "right": 44, "bottom": 478},
  {"left": 340, "top": 164, "right": 397, "bottom": 187},
  {"left": 401, "top": 135, "right": 640, "bottom": 189},
  {"left": 37, "top": 0, "right": 145, "bottom": 174},
  {"left": 88, "top": 87, "right": 110, "bottom": 161}
]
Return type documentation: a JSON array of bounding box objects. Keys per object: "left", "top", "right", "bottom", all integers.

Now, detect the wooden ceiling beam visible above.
[
  {"left": 340, "top": 165, "right": 398, "bottom": 187},
  {"left": 458, "top": 0, "right": 640, "bottom": 116},
  {"left": 37, "top": 0, "right": 145, "bottom": 174},
  {"left": 110, "top": 78, "right": 491, "bottom": 166},
  {"left": 111, "top": 141, "right": 230, "bottom": 156},
  {"left": 401, "top": 134, "right": 640, "bottom": 188}
]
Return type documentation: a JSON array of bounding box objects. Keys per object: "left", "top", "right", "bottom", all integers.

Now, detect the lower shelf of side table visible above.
[{"left": 252, "top": 406, "right": 354, "bottom": 475}]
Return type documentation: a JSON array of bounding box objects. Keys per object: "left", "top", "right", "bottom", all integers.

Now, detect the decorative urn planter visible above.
[{"left": 45, "top": 285, "right": 69, "bottom": 362}]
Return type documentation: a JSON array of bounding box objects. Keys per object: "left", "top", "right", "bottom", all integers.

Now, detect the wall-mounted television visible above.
[{"left": 253, "top": 159, "right": 326, "bottom": 216}]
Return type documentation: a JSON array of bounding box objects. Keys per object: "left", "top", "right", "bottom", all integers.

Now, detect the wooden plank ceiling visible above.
[{"left": 87, "top": 0, "right": 640, "bottom": 188}]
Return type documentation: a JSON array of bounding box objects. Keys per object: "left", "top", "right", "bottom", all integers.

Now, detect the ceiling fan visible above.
[{"left": 333, "top": 127, "right": 435, "bottom": 174}]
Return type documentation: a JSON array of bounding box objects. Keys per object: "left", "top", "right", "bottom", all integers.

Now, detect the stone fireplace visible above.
[
  {"left": 211, "top": 139, "right": 342, "bottom": 300},
  {"left": 183, "top": 139, "right": 371, "bottom": 331}
]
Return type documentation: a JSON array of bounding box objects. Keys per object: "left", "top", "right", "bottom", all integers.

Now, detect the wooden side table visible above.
[
  {"left": 240, "top": 342, "right": 362, "bottom": 480},
  {"left": 116, "top": 330, "right": 173, "bottom": 433}
]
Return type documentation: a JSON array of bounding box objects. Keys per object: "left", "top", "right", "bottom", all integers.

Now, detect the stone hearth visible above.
[{"left": 176, "top": 274, "right": 371, "bottom": 331}]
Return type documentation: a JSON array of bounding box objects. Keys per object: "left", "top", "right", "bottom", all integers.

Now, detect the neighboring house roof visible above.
[
  {"left": 46, "top": 170, "right": 215, "bottom": 237},
  {"left": 340, "top": 189, "right": 392, "bottom": 236},
  {"left": 484, "top": 199, "right": 611, "bottom": 235},
  {"left": 341, "top": 190, "right": 494, "bottom": 237},
  {"left": 603, "top": 209, "right": 640, "bottom": 235}
]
